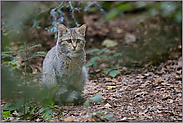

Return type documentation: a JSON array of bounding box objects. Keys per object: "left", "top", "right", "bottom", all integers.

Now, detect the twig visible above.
[{"left": 69, "top": 1, "right": 80, "bottom": 27}]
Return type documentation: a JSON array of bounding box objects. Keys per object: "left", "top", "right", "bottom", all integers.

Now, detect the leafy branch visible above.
[{"left": 85, "top": 48, "right": 123, "bottom": 78}]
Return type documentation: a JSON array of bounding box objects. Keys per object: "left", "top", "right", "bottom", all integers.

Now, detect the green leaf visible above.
[
  {"left": 100, "top": 113, "right": 114, "bottom": 120},
  {"left": 3, "top": 103, "right": 16, "bottom": 111},
  {"left": 84, "top": 99, "right": 90, "bottom": 108},
  {"left": 104, "top": 113, "right": 114, "bottom": 118},
  {"left": 104, "top": 68, "right": 112, "bottom": 73},
  {"left": 27, "top": 44, "right": 42, "bottom": 51},
  {"left": 41, "top": 98, "right": 53, "bottom": 106},
  {"left": 113, "top": 66, "right": 121, "bottom": 70},
  {"left": 93, "top": 62, "right": 102, "bottom": 67},
  {"left": 87, "top": 48, "right": 100, "bottom": 53},
  {"left": 41, "top": 108, "right": 53, "bottom": 121},
  {"left": 4, "top": 46, "right": 16, "bottom": 52},
  {"left": 9, "top": 60, "right": 20, "bottom": 68},
  {"left": 109, "top": 70, "right": 117, "bottom": 78},
  {"left": 17, "top": 49, "right": 24, "bottom": 52},
  {"left": 28, "top": 51, "right": 46, "bottom": 60},
  {"left": 101, "top": 55, "right": 108, "bottom": 58},
  {"left": 175, "top": 9, "right": 182, "bottom": 23},
  {"left": 1, "top": 52, "right": 13, "bottom": 59},
  {"left": 106, "top": 3, "right": 132, "bottom": 20},
  {"left": 85, "top": 62, "right": 94, "bottom": 67},
  {"left": 15, "top": 99, "right": 24, "bottom": 110},
  {"left": 36, "top": 51, "right": 47, "bottom": 57},
  {"left": 18, "top": 106, "right": 29, "bottom": 116},
  {"left": 50, "top": 85, "right": 59, "bottom": 92},
  {"left": 3, "top": 103, "right": 12, "bottom": 110},
  {"left": 97, "top": 48, "right": 108, "bottom": 55},
  {"left": 38, "top": 89, "right": 49, "bottom": 99},
  {"left": 90, "top": 56, "right": 101, "bottom": 63},
  {"left": 2, "top": 111, "right": 10, "bottom": 118},
  {"left": 113, "top": 53, "right": 123, "bottom": 57},
  {"left": 48, "top": 93, "right": 54, "bottom": 100},
  {"left": 106, "top": 8, "right": 119, "bottom": 20},
  {"left": 90, "top": 94, "right": 102, "bottom": 103},
  {"left": 30, "top": 106, "right": 37, "bottom": 115},
  {"left": 95, "top": 111, "right": 105, "bottom": 115},
  {"left": 52, "top": 107, "right": 62, "bottom": 114},
  {"left": 39, "top": 107, "right": 47, "bottom": 114}
]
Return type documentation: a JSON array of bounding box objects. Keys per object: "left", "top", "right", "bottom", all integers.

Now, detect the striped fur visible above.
[{"left": 42, "top": 24, "right": 88, "bottom": 105}]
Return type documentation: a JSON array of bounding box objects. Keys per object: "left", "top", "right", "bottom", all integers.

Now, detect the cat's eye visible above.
[
  {"left": 66, "top": 39, "right": 72, "bottom": 43},
  {"left": 76, "top": 39, "right": 81, "bottom": 43}
]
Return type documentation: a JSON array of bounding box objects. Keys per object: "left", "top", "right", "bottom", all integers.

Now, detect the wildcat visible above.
[{"left": 42, "top": 24, "right": 88, "bottom": 105}]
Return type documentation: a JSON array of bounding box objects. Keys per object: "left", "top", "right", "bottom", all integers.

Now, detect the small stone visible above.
[
  {"left": 167, "top": 99, "right": 174, "bottom": 103},
  {"left": 126, "top": 106, "right": 134, "bottom": 110},
  {"left": 144, "top": 73, "right": 150, "bottom": 76},
  {"left": 162, "top": 95, "right": 171, "bottom": 100},
  {"left": 104, "top": 103, "right": 112, "bottom": 109}
]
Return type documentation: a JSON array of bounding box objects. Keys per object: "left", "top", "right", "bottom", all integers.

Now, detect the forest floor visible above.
[
  {"left": 59, "top": 56, "right": 182, "bottom": 122},
  {"left": 1, "top": 11, "right": 182, "bottom": 122}
]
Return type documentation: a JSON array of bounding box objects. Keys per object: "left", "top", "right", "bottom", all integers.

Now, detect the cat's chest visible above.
[{"left": 56, "top": 53, "right": 85, "bottom": 75}]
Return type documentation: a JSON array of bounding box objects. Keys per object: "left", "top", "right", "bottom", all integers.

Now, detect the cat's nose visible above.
[
  {"left": 72, "top": 43, "right": 77, "bottom": 49},
  {"left": 73, "top": 46, "right": 76, "bottom": 49}
]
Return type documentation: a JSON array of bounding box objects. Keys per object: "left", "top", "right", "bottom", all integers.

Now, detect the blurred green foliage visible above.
[
  {"left": 102, "top": 1, "right": 182, "bottom": 23},
  {"left": 85, "top": 48, "right": 123, "bottom": 78}
]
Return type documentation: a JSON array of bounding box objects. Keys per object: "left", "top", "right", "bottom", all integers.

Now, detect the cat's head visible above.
[{"left": 57, "top": 24, "right": 87, "bottom": 53}]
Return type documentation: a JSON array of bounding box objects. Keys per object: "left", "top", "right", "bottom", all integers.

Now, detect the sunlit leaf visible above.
[
  {"left": 2, "top": 111, "right": 10, "bottom": 118},
  {"left": 95, "top": 111, "right": 105, "bottom": 115},
  {"left": 102, "top": 39, "right": 117, "bottom": 48}
]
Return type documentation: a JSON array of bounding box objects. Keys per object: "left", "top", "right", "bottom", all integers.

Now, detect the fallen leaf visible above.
[
  {"left": 64, "top": 116, "right": 78, "bottom": 122},
  {"left": 107, "top": 86, "right": 116, "bottom": 90},
  {"left": 120, "top": 117, "right": 130, "bottom": 122},
  {"left": 160, "top": 88, "right": 165, "bottom": 91},
  {"left": 102, "top": 39, "right": 117, "bottom": 48}
]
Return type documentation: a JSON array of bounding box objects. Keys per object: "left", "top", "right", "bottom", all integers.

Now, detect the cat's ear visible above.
[
  {"left": 76, "top": 24, "right": 87, "bottom": 36},
  {"left": 58, "top": 24, "right": 69, "bottom": 37}
]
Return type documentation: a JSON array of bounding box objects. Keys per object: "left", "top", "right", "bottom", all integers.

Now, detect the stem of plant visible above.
[{"left": 23, "top": 43, "right": 27, "bottom": 120}]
